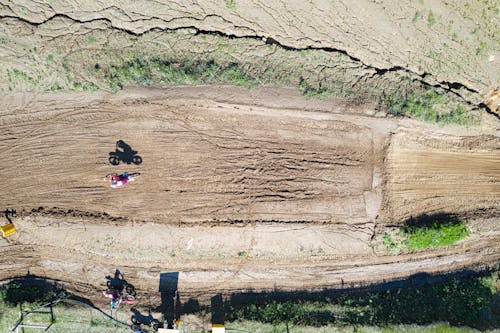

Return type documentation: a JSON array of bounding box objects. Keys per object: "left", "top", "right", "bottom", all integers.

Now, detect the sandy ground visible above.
[{"left": 0, "top": 87, "right": 498, "bottom": 304}]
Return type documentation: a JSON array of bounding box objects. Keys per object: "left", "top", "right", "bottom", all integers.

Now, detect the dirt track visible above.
[{"left": 0, "top": 87, "right": 499, "bottom": 303}]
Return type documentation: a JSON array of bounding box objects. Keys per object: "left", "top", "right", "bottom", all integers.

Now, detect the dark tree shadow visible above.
[
  {"left": 2, "top": 278, "right": 61, "bottom": 305},
  {"left": 144, "top": 267, "right": 497, "bottom": 330},
  {"left": 179, "top": 297, "right": 204, "bottom": 315},
  {"left": 222, "top": 269, "right": 499, "bottom": 330},
  {"left": 0, "top": 274, "right": 77, "bottom": 306},
  {"left": 108, "top": 140, "right": 142, "bottom": 166},
  {"left": 405, "top": 213, "right": 461, "bottom": 228}
]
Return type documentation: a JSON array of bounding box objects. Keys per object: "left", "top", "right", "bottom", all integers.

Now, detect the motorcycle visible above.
[
  {"left": 103, "top": 289, "right": 135, "bottom": 309},
  {"left": 103, "top": 280, "right": 137, "bottom": 310}
]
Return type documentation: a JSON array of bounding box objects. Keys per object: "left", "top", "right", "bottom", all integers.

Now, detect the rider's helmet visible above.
[{"left": 111, "top": 174, "right": 119, "bottom": 184}]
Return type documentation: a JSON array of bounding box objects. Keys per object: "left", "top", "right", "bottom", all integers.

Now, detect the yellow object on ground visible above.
[
  {"left": 212, "top": 324, "right": 225, "bottom": 333},
  {"left": 1, "top": 223, "right": 16, "bottom": 237}
]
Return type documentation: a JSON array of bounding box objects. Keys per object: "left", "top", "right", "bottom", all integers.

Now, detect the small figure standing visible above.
[
  {"left": 102, "top": 289, "right": 121, "bottom": 309},
  {"left": 102, "top": 289, "right": 135, "bottom": 310}
]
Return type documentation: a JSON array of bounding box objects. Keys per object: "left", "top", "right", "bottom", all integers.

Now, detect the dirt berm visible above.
[
  {"left": 0, "top": 87, "right": 498, "bottom": 303},
  {"left": 0, "top": 0, "right": 498, "bottom": 112}
]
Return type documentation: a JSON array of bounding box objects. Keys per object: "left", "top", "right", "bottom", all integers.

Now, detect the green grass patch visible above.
[
  {"left": 383, "top": 232, "right": 399, "bottom": 253},
  {"left": 72, "top": 81, "right": 99, "bottom": 92},
  {"left": 384, "top": 90, "right": 477, "bottom": 125},
  {"left": 0, "top": 302, "right": 130, "bottom": 333},
  {"left": 427, "top": 10, "right": 436, "bottom": 26},
  {"left": 99, "top": 54, "right": 346, "bottom": 101},
  {"left": 383, "top": 220, "right": 469, "bottom": 252},
  {"left": 226, "top": 0, "right": 236, "bottom": 10},
  {"left": 102, "top": 55, "right": 258, "bottom": 92},
  {"left": 299, "top": 79, "right": 332, "bottom": 99},
  {"left": 404, "top": 221, "right": 469, "bottom": 250},
  {"left": 413, "top": 11, "right": 422, "bottom": 23},
  {"left": 10, "top": 69, "right": 38, "bottom": 85},
  {"left": 0, "top": 279, "right": 129, "bottom": 332},
  {"left": 86, "top": 35, "right": 96, "bottom": 44},
  {"left": 476, "top": 41, "right": 488, "bottom": 56}
]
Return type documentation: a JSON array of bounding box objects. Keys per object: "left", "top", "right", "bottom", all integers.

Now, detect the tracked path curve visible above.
[{"left": 0, "top": 86, "right": 498, "bottom": 303}]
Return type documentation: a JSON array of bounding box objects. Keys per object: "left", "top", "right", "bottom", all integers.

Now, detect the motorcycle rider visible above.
[{"left": 108, "top": 172, "right": 133, "bottom": 189}]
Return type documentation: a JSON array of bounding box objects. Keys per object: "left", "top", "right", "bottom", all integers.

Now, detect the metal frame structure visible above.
[
  {"left": 11, "top": 302, "right": 54, "bottom": 332},
  {"left": 9, "top": 298, "right": 131, "bottom": 332}
]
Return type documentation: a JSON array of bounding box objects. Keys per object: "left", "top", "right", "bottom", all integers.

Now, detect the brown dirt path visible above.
[
  {"left": 0, "top": 87, "right": 498, "bottom": 303},
  {"left": 0, "top": 88, "right": 382, "bottom": 224}
]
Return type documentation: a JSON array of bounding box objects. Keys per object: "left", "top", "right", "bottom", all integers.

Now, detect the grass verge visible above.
[
  {"left": 384, "top": 90, "right": 477, "bottom": 125},
  {"left": 0, "top": 279, "right": 129, "bottom": 332},
  {"left": 102, "top": 55, "right": 259, "bottom": 92},
  {"left": 230, "top": 321, "right": 492, "bottom": 333},
  {"left": 226, "top": 271, "right": 499, "bottom": 330},
  {"left": 2, "top": 18, "right": 482, "bottom": 126},
  {"left": 1, "top": 272, "right": 498, "bottom": 331},
  {"left": 0, "top": 302, "right": 130, "bottom": 333}
]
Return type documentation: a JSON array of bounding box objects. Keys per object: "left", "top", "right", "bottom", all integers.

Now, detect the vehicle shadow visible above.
[
  {"left": 108, "top": 140, "right": 142, "bottom": 166},
  {"left": 131, "top": 307, "right": 161, "bottom": 329},
  {"left": 105, "top": 269, "right": 135, "bottom": 295}
]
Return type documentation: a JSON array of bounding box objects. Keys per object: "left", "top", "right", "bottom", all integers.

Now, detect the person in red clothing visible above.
[
  {"left": 105, "top": 172, "right": 133, "bottom": 189},
  {"left": 102, "top": 289, "right": 135, "bottom": 309}
]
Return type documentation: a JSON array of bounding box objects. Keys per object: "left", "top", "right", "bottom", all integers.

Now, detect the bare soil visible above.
[{"left": 0, "top": 87, "right": 498, "bottom": 304}]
